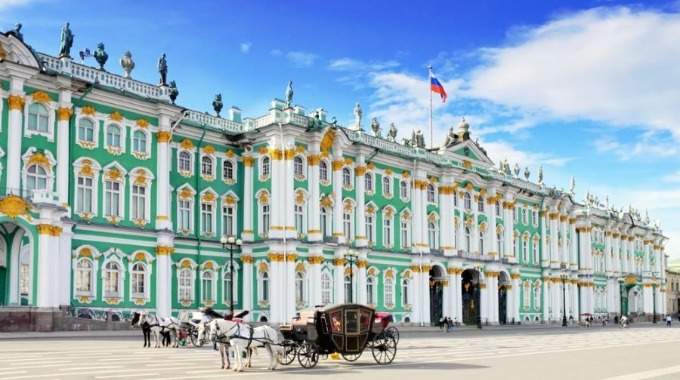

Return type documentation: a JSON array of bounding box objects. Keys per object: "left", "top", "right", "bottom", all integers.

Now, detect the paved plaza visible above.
[{"left": 1, "top": 325, "right": 680, "bottom": 380}]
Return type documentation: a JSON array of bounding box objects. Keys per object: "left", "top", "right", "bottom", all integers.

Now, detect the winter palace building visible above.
[{"left": 0, "top": 28, "right": 669, "bottom": 327}]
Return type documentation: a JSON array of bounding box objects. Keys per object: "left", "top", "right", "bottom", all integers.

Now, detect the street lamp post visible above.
[
  {"left": 653, "top": 283, "right": 657, "bottom": 324},
  {"left": 561, "top": 274, "right": 568, "bottom": 327},
  {"left": 220, "top": 235, "right": 242, "bottom": 316},
  {"left": 346, "top": 251, "right": 357, "bottom": 303}
]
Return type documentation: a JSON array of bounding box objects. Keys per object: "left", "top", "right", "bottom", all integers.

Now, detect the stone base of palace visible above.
[{"left": 0, "top": 307, "right": 134, "bottom": 332}]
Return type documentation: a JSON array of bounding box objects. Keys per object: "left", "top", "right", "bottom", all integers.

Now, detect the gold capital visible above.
[{"left": 8, "top": 95, "right": 24, "bottom": 111}]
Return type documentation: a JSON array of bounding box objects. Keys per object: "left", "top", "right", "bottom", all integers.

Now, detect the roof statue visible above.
[
  {"left": 457, "top": 117, "right": 470, "bottom": 141},
  {"left": 8, "top": 23, "right": 23, "bottom": 42},
  {"left": 158, "top": 53, "right": 168, "bottom": 86},
  {"left": 212, "top": 94, "right": 223, "bottom": 117},
  {"left": 414, "top": 129, "right": 425, "bottom": 148},
  {"left": 119, "top": 51, "right": 135, "bottom": 78},
  {"left": 93, "top": 42, "right": 108, "bottom": 70},
  {"left": 330, "top": 116, "right": 338, "bottom": 126},
  {"left": 569, "top": 176, "right": 575, "bottom": 195},
  {"left": 168, "top": 80, "right": 179, "bottom": 104},
  {"left": 538, "top": 165, "right": 544, "bottom": 186},
  {"left": 387, "top": 122, "right": 398, "bottom": 142},
  {"left": 442, "top": 126, "right": 458, "bottom": 148},
  {"left": 58, "top": 22, "right": 73, "bottom": 58},
  {"left": 285, "top": 80, "right": 293, "bottom": 107},
  {"left": 523, "top": 167, "right": 530, "bottom": 181},
  {"left": 513, "top": 163, "right": 520, "bottom": 177},
  {"left": 370, "top": 117, "right": 381, "bottom": 137},
  {"left": 605, "top": 196, "right": 609, "bottom": 209},
  {"left": 353, "top": 102, "right": 362, "bottom": 131}
]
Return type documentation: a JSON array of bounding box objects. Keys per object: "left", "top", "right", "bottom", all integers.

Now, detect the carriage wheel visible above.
[
  {"left": 341, "top": 352, "right": 362, "bottom": 362},
  {"left": 189, "top": 330, "right": 201, "bottom": 347},
  {"left": 371, "top": 335, "right": 397, "bottom": 365},
  {"left": 278, "top": 343, "right": 298, "bottom": 365},
  {"left": 297, "top": 342, "right": 319, "bottom": 369},
  {"left": 385, "top": 326, "right": 400, "bottom": 344}
]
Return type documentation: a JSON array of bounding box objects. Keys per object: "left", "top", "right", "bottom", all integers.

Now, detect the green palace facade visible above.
[{"left": 0, "top": 27, "right": 669, "bottom": 325}]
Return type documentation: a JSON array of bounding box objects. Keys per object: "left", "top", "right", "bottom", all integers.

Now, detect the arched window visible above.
[
  {"left": 321, "top": 272, "right": 332, "bottom": 304},
  {"left": 104, "top": 261, "right": 121, "bottom": 298},
  {"left": 262, "top": 272, "right": 270, "bottom": 302},
  {"left": 131, "top": 263, "right": 146, "bottom": 298},
  {"left": 382, "top": 176, "right": 392, "bottom": 195},
  {"left": 179, "top": 268, "right": 193, "bottom": 302},
  {"left": 465, "top": 227, "right": 471, "bottom": 252},
  {"left": 402, "top": 278, "right": 410, "bottom": 306},
  {"left": 464, "top": 193, "right": 472, "bottom": 210},
  {"left": 133, "top": 130, "right": 147, "bottom": 154},
  {"left": 76, "top": 175, "right": 94, "bottom": 213},
  {"left": 26, "top": 165, "right": 48, "bottom": 191},
  {"left": 428, "top": 220, "right": 439, "bottom": 249},
  {"left": 384, "top": 276, "right": 395, "bottom": 307},
  {"left": 178, "top": 151, "right": 192, "bottom": 172},
  {"left": 223, "top": 266, "right": 234, "bottom": 305},
  {"left": 76, "top": 259, "right": 93, "bottom": 294},
  {"left": 427, "top": 184, "right": 435, "bottom": 203},
  {"left": 479, "top": 230, "right": 485, "bottom": 255},
  {"left": 365, "top": 173, "right": 373, "bottom": 192},
  {"left": 321, "top": 208, "right": 328, "bottom": 237},
  {"left": 344, "top": 275, "right": 353, "bottom": 303},
  {"left": 106, "top": 124, "right": 121, "bottom": 148},
  {"left": 319, "top": 160, "right": 328, "bottom": 182},
  {"left": 295, "top": 271, "right": 305, "bottom": 305},
  {"left": 400, "top": 180, "right": 409, "bottom": 199},
  {"left": 366, "top": 276, "right": 375, "bottom": 305},
  {"left": 223, "top": 160, "right": 234, "bottom": 181},
  {"left": 201, "top": 270, "right": 214, "bottom": 303},
  {"left": 453, "top": 192, "right": 458, "bottom": 207},
  {"left": 78, "top": 118, "right": 95, "bottom": 142},
  {"left": 201, "top": 156, "right": 214, "bottom": 177},
  {"left": 294, "top": 156, "right": 304, "bottom": 178},
  {"left": 28, "top": 103, "right": 49, "bottom": 132},
  {"left": 532, "top": 238, "right": 539, "bottom": 264},
  {"left": 342, "top": 167, "right": 352, "bottom": 188}
]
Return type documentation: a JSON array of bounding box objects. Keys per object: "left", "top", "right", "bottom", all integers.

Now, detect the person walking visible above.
[{"left": 666, "top": 315, "right": 672, "bottom": 327}]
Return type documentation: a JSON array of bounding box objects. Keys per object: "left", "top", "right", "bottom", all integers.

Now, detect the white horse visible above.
[
  {"left": 131, "top": 312, "right": 181, "bottom": 348},
  {"left": 209, "top": 319, "right": 283, "bottom": 372}
]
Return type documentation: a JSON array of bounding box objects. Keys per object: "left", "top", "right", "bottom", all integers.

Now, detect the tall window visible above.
[
  {"left": 201, "top": 202, "right": 214, "bottom": 235},
  {"left": 366, "top": 213, "right": 374, "bottom": 244},
  {"left": 427, "top": 184, "right": 435, "bottom": 203},
  {"left": 533, "top": 282, "right": 541, "bottom": 310},
  {"left": 106, "top": 124, "right": 121, "bottom": 148},
  {"left": 401, "top": 219, "right": 410, "bottom": 249},
  {"left": 428, "top": 221, "right": 439, "bottom": 249},
  {"left": 497, "top": 231, "right": 503, "bottom": 256},
  {"left": 133, "top": 130, "right": 147, "bottom": 153},
  {"left": 365, "top": 173, "right": 373, "bottom": 192},
  {"left": 366, "top": 276, "right": 375, "bottom": 305},
  {"left": 532, "top": 210, "right": 538, "bottom": 226},
  {"left": 343, "top": 211, "right": 352, "bottom": 241},
  {"left": 532, "top": 238, "right": 539, "bottom": 264},
  {"left": 104, "top": 180, "right": 121, "bottom": 218},
  {"left": 453, "top": 192, "right": 458, "bottom": 207},
  {"left": 104, "top": 262, "right": 121, "bottom": 298},
  {"left": 522, "top": 208, "right": 528, "bottom": 225},
  {"left": 496, "top": 200, "right": 501, "bottom": 217},
  {"left": 223, "top": 160, "right": 234, "bottom": 181},
  {"left": 383, "top": 214, "right": 393, "bottom": 247},
  {"left": 464, "top": 193, "right": 472, "bottom": 210},
  {"left": 295, "top": 204, "right": 304, "bottom": 235},
  {"left": 321, "top": 208, "right": 329, "bottom": 237},
  {"left": 400, "top": 180, "right": 409, "bottom": 199},
  {"left": 76, "top": 259, "right": 92, "bottom": 294},
  {"left": 28, "top": 103, "right": 49, "bottom": 132},
  {"left": 223, "top": 267, "right": 233, "bottom": 305},
  {"left": 261, "top": 272, "right": 270, "bottom": 302},
  {"left": 76, "top": 176, "right": 94, "bottom": 213},
  {"left": 262, "top": 204, "right": 270, "bottom": 236},
  {"left": 132, "top": 184, "right": 146, "bottom": 220},
  {"left": 402, "top": 278, "right": 410, "bottom": 306},
  {"left": 384, "top": 277, "right": 394, "bottom": 306},
  {"left": 478, "top": 199, "right": 485, "bottom": 212},
  {"left": 342, "top": 167, "right": 352, "bottom": 188},
  {"left": 179, "top": 268, "right": 193, "bottom": 302},
  {"left": 201, "top": 270, "right": 214, "bottom": 303},
  {"left": 479, "top": 230, "right": 485, "bottom": 255},
  {"left": 319, "top": 160, "right": 328, "bottom": 182},
  {"left": 26, "top": 165, "right": 48, "bottom": 191},
  {"left": 295, "top": 272, "right": 305, "bottom": 305},
  {"left": 465, "top": 227, "right": 471, "bottom": 252},
  {"left": 522, "top": 237, "right": 529, "bottom": 263},
  {"left": 178, "top": 199, "right": 191, "bottom": 232},
  {"left": 78, "top": 119, "right": 95, "bottom": 142},
  {"left": 321, "top": 272, "right": 332, "bottom": 304},
  {"left": 178, "top": 151, "right": 192, "bottom": 172},
  {"left": 382, "top": 176, "right": 391, "bottom": 195},
  {"left": 131, "top": 263, "right": 146, "bottom": 298},
  {"left": 344, "top": 276, "right": 352, "bottom": 303},
  {"left": 222, "top": 205, "right": 234, "bottom": 236},
  {"left": 201, "top": 156, "right": 214, "bottom": 177},
  {"left": 294, "top": 156, "right": 304, "bottom": 178}
]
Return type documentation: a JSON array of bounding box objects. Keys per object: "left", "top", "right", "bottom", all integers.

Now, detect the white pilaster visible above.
[
  {"left": 155, "top": 112, "right": 172, "bottom": 230},
  {"left": 155, "top": 232, "right": 173, "bottom": 317},
  {"left": 56, "top": 87, "right": 72, "bottom": 206},
  {"left": 331, "top": 151, "right": 344, "bottom": 243},
  {"left": 242, "top": 155, "right": 254, "bottom": 241},
  {"left": 355, "top": 155, "right": 367, "bottom": 247}
]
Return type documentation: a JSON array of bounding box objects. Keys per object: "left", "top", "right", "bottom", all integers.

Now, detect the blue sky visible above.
[{"left": 3, "top": 0, "right": 680, "bottom": 258}]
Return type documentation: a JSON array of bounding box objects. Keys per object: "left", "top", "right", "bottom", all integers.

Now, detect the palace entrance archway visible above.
[
  {"left": 429, "top": 266, "right": 445, "bottom": 325},
  {"left": 0, "top": 222, "right": 33, "bottom": 306},
  {"left": 462, "top": 269, "right": 481, "bottom": 325},
  {"left": 498, "top": 272, "right": 511, "bottom": 325}
]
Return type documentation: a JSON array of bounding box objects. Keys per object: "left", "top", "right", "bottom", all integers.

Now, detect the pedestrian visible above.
[
  {"left": 446, "top": 317, "right": 453, "bottom": 332},
  {"left": 439, "top": 316, "right": 445, "bottom": 331},
  {"left": 666, "top": 315, "right": 672, "bottom": 327}
]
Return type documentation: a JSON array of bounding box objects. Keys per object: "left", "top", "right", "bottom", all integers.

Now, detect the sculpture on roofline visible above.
[
  {"left": 59, "top": 22, "right": 73, "bottom": 58},
  {"left": 370, "top": 117, "right": 381, "bottom": 137},
  {"left": 538, "top": 165, "right": 544, "bottom": 186},
  {"left": 94, "top": 43, "right": 108, "bottom": 70},
  {"left": 523, "top": 167, "right": 530, "bottom": 180},
  {"left": 513, "top": 163, "right": 520, "bottom": 177},
  {"left": 120, "top": 51, "right": 135, "bottom": 78},
  {"left": 387, "top": 123, "right": 398, "bottom": 142},
  {"left": 353, "top": 103, "right": 362, "bottom": 130},
  {"left": 9, "top": 23, "right": 23, "bottom": 41},
  {"left": 168, "top": 81, "right": 179, "bottom": 104},
  {"left": 415, "top": 129, "right": 426, "bottom": 148},
  {"left": 285, "top": 80, "right": 294, "bottom": 107},
  {"left": 213, "top": 94, "right": 223, "bottom": 117},
  {"left": 158, "top": 53, "right": 168, "bottom": 86},
  {"left": 569, "top": 177, "right": 576, "bottom": 195},
  {"left": 330, "top": 116, "right": 338, "bottom": 126},
  {"left": 443, "top": 126, "right": 458, "bottom": 148}
]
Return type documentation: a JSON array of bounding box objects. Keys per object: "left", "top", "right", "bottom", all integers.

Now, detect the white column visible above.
[
  {"left": 242, "top": 155, "right": 254, "bottom": 241},
  {"left": 541, "top": 211, "right": 549, "bottom": 267},
  {"left": 456, "top": 191, "right": 464, "bottom": 255},
  {"left": 480, "top": 278, "right": 488, "bottom": 323},
  {"left": 355, "top": 156, "right": 367, "bottom": 247},
  {"left": 543, "top": 280, "right": 550, "bottom": 321},
  {"left": 471, "top": 193, "right": 479, "bottom": 254},
  {"left": 419, "top": 179, "right": 429, "bottom": 252},
  {"left": 58, "top": 222, "right": 73, "bottom": 306},
  {"left": 241, "top": 249, "right": 254, "bottom": 320},
  {"left": 421, "top": 261, "right": 431, "bottom": 324},
  {"left": 570, "top": 220, "right": 578, "bottom": 270},
  {"left": 285, "top": 253, "right": 296, "bottom": 320},
  {"left": 331, "top": 152, "right": 344, "bottom": 243},
  {"left": 307, "top": 146, "right": 321, "bottom": 242},
  {"left": 334, "top": 248, "right": 346, "bottom": 304},
  {"left": 308, "top": 248, "right": 322, "bottom": 306},
  {"left": 155, "top": 113, "right": 172, "bottom": 230},
  {"left": 36, "top": 224, "right": 57, "bottom": 307},
  {"left": 356, "top": 251, "right": 367, "bottom": 304},
  {"left": 512, "top": 273, "right": 520, "bottom": 323},
  {"left": 6, "top": 78, "right": 25, "bottom": 193},
  {"left": 56, "top": 89, "right": 72, "bottom": 206},
  {"left": 439, "top": 178, "right": 454, "bottom": 255},
  {"left": 155, "top": 233, "right": 173, "bottom": 317},
  {"left": 488, "top": 272, "right": 499, "bottom": 323},
  {"left": 488, "top": 191, "right": 498, "bottom": 258},
  {"left": 549, "top": 213, "right": 559, "bottom": 267},
  {"left": 503, "top": 196, "right": 515, "bottom": 262}
]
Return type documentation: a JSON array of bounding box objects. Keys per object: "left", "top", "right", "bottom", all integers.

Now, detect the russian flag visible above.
[{"left": 430, "top": 72, "right": 447, "bottom": 103}]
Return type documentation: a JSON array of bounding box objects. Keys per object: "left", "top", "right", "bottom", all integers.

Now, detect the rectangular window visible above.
[
  {"left": 178, "top": 199, "right": 191, "bottom": 231},
  {"left": 383, "top": 217, "right": 392, "bottom": 247},
  {"left": 343, "top": 212, "right": 352, "bottom": 241},
  {"left": 132, "top": 185, "right": 146, "bottom": 220},
  {"left": 222, "top": 205, "right": 234, "bottom": 236},
  {"left": 201, "top": 202, "right": 214, "bottom": 235},
  {"left": 262, "top": 204, "right": 270, "bottom": 236},
  {"left": 401, "top": 221, "right": 410, "bottom": 248},
  {"left": 366, "top": 215, "right": 374, "bottom": 244},
  {"left": 76, "top": 176, "right": 93, "bottom": 213},
  {"left": 104, "top": 181, "right": 121, "bottom": 217},
  {"left": 295, "top": 204, "right": 304, "bottom": 235}
]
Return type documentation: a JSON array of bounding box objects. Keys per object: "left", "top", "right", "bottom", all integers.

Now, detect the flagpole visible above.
[{"left": 428, "top": 65, "right": 433, "bottom": 149}]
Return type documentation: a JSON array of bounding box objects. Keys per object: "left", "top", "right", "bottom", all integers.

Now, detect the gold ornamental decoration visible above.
[
  {"left": 0, "top": 195, "right": 30, "bottom": 219},
  {"left": 157, "top": 131, "right": 171, "bottom": 143},
  {"left": 81, "top": 105, "right": 96, "bottom": 116},
  {"left": 180, "top": 139, "right": 194, "bottom": 150},
  {"left": 201, "top": 192, "right": 216, "bottom": 203},
  {"left": 155, "top": 246, "right": 174, "bottom": 256},
  {"left": 202, "top": 145, "right": 216, "bottom": 155},
  {"left": 106, "top": 168, "right": 122, "bottom": 181},
  {"left": 136, "top": 119, "right": 149, "bottom": 129},
  {"left": 307, "top": 154, "right": 320, "bottom": 166},
  {"left": 224, "top": 194, "right": 236, "bottom": 205},
  {"left": 37, "top": 224, "right": 52, "bottom": 235},
  {"left": 179, "top": 188, "right": 193, "bottom": 199},
  {"left": 320, "top": 129, "right": 336, "bottom": 153},
  {"left": 307, "top": 256, "right": 324, "bottom": 264},
  {"left": 242, "top": 156, "right": 254, "bottom": 167},
  {"left": 27, "top": 152, "right": 50, "bottom": 168},
  {"left": 240, "top": 255, "right": 254, "bottom": 264},
  {"left": 7, "top": 95, "right": 25, "bottom": 110},
  {"left": 31, "top": 91, "right": 51, "bottom": 104},
  {"left": 109, "top": 111, "right": 123, "bottom": 122},
  {"left": 57, "top": 107, "right": 72, "bottom": 121}
]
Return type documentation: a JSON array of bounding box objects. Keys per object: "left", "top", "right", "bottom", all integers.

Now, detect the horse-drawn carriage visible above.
[{"left": 278, "top": 304, "right": 398, "bottom": 368}]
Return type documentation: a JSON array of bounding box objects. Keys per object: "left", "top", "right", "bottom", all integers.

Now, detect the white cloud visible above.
[
  {"left": 286, "top": 51, "right": 318, "bottom": 67},
  {"left": 662, "top": 171, "right": 680, "bottom": 183},
  {"left": 467, "top": 7, "right": 680, "bottom": 139},
  {"left": 270, "top": 49, "right": 282, "bottom": 56},
  {"left": 240, "top": 42, "right": 251, "bottom": 54},
  {"left": 594, "top": 133, "right": 679, "bottom": 160},
  {"left": 0, "top": 0, "right": 37, "bottom": 11}
]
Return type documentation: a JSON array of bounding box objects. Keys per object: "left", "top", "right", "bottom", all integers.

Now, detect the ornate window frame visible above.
[
  {"left": 383, "top": 268, "right": 396, "bottom": 309},
  {"left": 104, "top": 122, "right": 125, "bottom": 155},
  {"left": 364, "top": 171, "right": 374, "bottom": 194},
  {"left": 72, "top": 157, "right": 101, "bottom": 219},
  {"left": 200, "top": 147, "right": 216, "bottom": 181},
  {"left": 24, "top": 93, "right": 55, "bottom": 141},
  {"left": 129, "top": 167, "right": 154, "bottom": 226},
  {"left": 199, "top": 189, "right": 217, "bottom": 237},
  {"left": 176, "top": 258, "right": 197, "bottom": 307},
  {"left": 400, "top": 209, "right": 411, "bottom": 249},
  {"left": 72, "top": 245, "right": 100, "bottom": 301},
  {"left": 102, "top": 162, "right": 126, "bottom": 223},
  {"left": 259, "top": 154, "right": 271, "bottom": 182},
  {"left": 222, "top": 156, "right": 237, "bottom": 184},
  {"left": 176, "top": 185, "right": 195, "bottom": 235},
  {"left": 382, "top": 206, "right": 395, "bottom": 248},
  {"left": 319, "top": 158, "right": 330, "bottom": 185},
  {"left": 222, "top": 261, "right": 240, "bottom": 306},
  {"left": 293, "top": 154, "right": 306, "bottom": 181},
  {"left": 101, "top": 252, "right": 125, "bottom": 303},
  {"left": 381, "top": 173, "right": 393, "bottom": 199},
  {"left": 176, "top": 139, "right": 195, "bottom": 177},
  {"left": 200, "top": 261, "right": 218, "bottom": 307},
  {"left": 221, "top": 191, "right": 239, "bottom": 237},
  {"left": 256, "top": 260, "right": 270, "bottom": 306},
  {"left": 342, "top": 166, "right": 353, "bottom": 190},
  {"left": 256, "top": 189, "right": 271, "bottom": 238},
  {"left": 75, "top": 107, "right": 100, "bottom": 149},
  {"left": 294, "top": 189, "right": 308, "bottom": 238}
]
